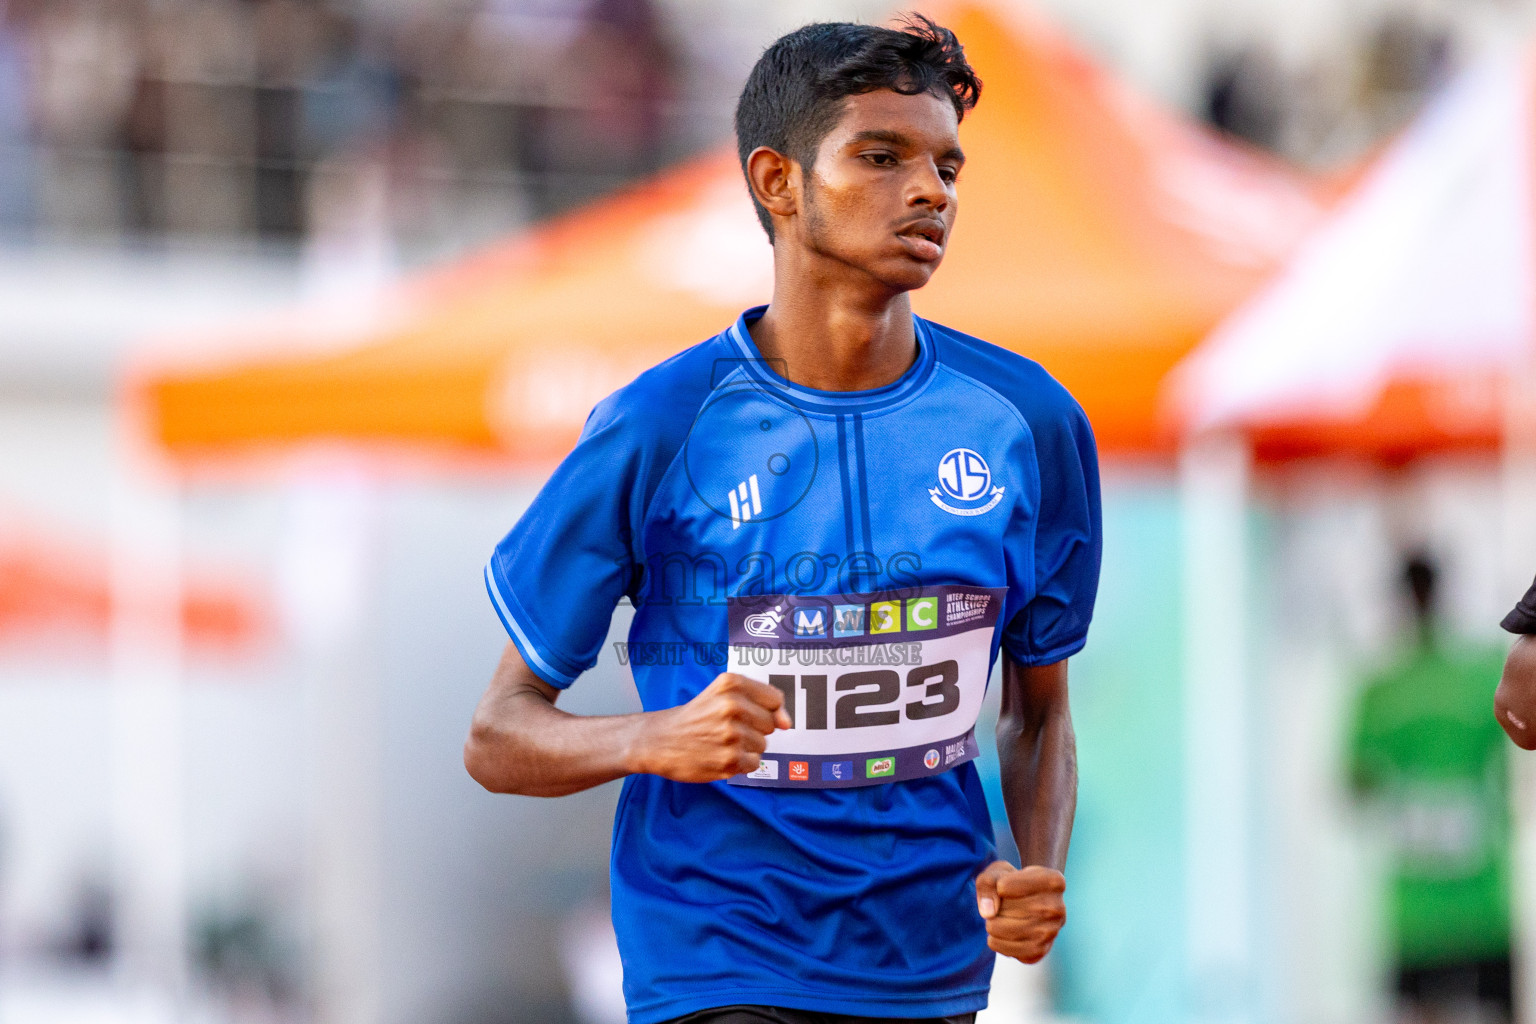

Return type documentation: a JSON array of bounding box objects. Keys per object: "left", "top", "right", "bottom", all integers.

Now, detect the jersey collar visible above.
[{"left": 723, "top": 305, "right": 937, "bottom": 416}]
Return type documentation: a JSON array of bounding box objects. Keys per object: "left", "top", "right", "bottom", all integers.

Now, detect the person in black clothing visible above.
[{"left": 1494, "top": 577, "right": 1536, "bottom": 749}]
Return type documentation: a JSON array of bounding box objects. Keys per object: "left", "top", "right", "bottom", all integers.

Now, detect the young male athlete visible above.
[{"left": 466, "top": 17, "right": 1100, "bottom": 1024}]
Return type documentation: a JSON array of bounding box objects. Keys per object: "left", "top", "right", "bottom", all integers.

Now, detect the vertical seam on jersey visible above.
[
  {"left": 635, "top": 362, "right": 750, "bottom": 571},
  {"left": 835, "top": 414, "right": 857, "bottom": 557},
  {"left": 852, "top": 414, "right": 873, "bottom": 554}
]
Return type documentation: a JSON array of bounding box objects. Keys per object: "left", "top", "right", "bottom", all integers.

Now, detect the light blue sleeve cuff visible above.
[{"left": 483, "top": 563, "right": 581, "bottom": 688}]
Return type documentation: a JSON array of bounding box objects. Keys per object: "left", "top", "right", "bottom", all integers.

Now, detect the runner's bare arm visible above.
[
  {"left": 464, "top": 641, "right": 792, "bottom": 797},
  {"left": 975, "top": 655, "right": 1074, "bottom": 963},
  {"left": 1496, "top": 635, "right": 1536, "bottom": 750},
  {"left": 997, "top": 655, "right": 1076, "bottom": 868}
]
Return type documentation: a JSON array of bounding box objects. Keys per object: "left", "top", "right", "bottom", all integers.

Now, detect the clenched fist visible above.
[
  {"left": 974, "top": 861, "right": 1066, "bottom": 963},
  {"left": 633, "top": 673, "right": 793, "bottom": 783}
]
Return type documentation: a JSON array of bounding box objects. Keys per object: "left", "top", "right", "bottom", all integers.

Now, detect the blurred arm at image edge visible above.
[{"left": 1495, "top": 576, "right": 1536, "bottom": 749}]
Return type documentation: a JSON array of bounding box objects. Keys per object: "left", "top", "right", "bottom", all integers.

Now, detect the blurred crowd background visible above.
[
  {"left": 0, "top": 0, "right": 689, "bottom": 253},
  {"left": 0, "top": 0, "right": 1501, "bottom": 256},
  {"left": 2, "top": 1, "right": 1536, "bottom": 1024}
]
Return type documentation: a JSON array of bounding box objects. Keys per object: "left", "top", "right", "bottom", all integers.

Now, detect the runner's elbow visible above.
[{"left": 463, "top": 718, "right": 522, "bottom": 793}]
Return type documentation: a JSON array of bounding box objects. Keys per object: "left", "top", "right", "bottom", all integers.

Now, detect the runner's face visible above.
[{"left": 800, "top": 89, "right": 964, "bottom": 292}]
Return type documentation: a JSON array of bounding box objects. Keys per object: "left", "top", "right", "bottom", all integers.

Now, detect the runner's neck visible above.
[{"left": 748, "top": 287, "right": 918, "bottom": 393}]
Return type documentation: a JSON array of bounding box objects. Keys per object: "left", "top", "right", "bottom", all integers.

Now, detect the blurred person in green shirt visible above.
[{"left": 1348, "top": 554, "right": 1512, "bottom": 1023}]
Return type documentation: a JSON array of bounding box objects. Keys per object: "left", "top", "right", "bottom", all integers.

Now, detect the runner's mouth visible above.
[
  {"left": 896, "top": 220, "right": 946, "bottom": 260},
  {"left": 899, "top": 220, "right": 945, "bottom": 244}
]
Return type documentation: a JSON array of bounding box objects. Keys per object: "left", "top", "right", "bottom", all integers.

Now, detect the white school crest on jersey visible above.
[{"left": 929, "top": 448, "right": 1005, "bottom": 516}]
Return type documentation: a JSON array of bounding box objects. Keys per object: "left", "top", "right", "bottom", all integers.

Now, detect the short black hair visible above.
[{"left": 734, "top": 14, "right": 981, "bottom": 240}]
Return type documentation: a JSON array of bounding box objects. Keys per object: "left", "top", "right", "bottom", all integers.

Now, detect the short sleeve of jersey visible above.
[
  {"left": 1002, "top": 392, "right": 1102, "bottom": 666},
  {"left": 485, "top": 396, "right": 646, "bottom": 688},
  {"left": 1502, "top": 576, "right": 1536, "bottom": 634}
]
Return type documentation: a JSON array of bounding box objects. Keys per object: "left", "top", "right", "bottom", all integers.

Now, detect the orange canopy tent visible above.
[{"left": 138, "top": 3, "right": 1329, "bottom": 465}]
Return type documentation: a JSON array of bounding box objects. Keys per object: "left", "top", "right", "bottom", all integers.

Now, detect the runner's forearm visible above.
[
  {"left": 465, "top": 642, "right": 791, "bottom": 796},
  {"left": 996, "top": 657, "right": 1077, "bottom": 870},
  {"left": 465, "top": 642, "right": 649, "bottom": 797}
]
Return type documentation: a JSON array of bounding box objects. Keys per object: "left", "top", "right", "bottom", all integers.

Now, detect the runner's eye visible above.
[{"left": 863, "top": 152, "right": 898, "bottom": 167}]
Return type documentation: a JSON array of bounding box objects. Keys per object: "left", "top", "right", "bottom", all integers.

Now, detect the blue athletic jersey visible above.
[{"left": 485, "top": 306, "right": 1101, "bottom": 1023}]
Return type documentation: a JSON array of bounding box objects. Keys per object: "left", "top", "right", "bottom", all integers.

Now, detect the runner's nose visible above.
[{"left": 907, "top": 158, "right": 950, "bottom": 212}]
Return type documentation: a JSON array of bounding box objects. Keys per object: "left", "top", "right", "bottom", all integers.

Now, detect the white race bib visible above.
[{"left": 726, "top": 586, "right": 1004, "bottom": 788}]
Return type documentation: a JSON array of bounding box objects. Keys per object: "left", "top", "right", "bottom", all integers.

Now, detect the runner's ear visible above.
[{"left": 745, "top": 146, "right": 799, "bottom": 227}]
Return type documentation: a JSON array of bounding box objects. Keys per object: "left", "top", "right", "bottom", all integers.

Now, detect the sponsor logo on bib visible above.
[
  {"left": 907, "top": 597, "right": 938, "bottom": 631},
  {"left": 743, "top": 604, "right": 786, "bottom": 638},
  {"left": 822, "top": 761, "right": 854, "bottom": 782},
  {"left": 746, "top": 759, "right": 779, "bottom": 781},
  {"left": 866, "top": 757, "right": 896, "bottom": 779},
  {"left": 870, "top": 600, "right": 901, "bottom": 634},
  {"left": 788, "top": 761, "right": 809, "bottom": 781},
  {"left": 793, "top": 608, "right": 826, "bottom": 638},
  {"left": 833, "top": 605, "right": 866, "bottom": 637},
  {"left": 945, "top": 592, "right": 991, "bottom": 628},
  {"left": 924, "top": 748, "right": 941, "bottom": 770}
]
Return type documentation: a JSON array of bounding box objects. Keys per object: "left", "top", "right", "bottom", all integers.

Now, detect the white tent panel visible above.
[{"left": 1174, "top": 55, "right": 1536, "bottom": 431}]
